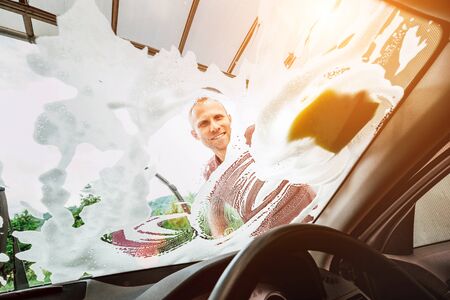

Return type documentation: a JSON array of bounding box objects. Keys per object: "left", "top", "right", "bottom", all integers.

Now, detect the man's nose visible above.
[{"left": 210, "top": 121, "right": 220, "bottom": 132}]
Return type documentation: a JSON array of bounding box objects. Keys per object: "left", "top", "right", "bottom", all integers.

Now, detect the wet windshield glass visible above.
[{"left": 0, "top": 0, "right": 443, "bottom": 290}]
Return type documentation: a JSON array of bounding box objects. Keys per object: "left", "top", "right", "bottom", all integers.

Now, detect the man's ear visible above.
[
  {"left": 228, "top": 114, "right": 232, "bottom": 122},
  {"left": 191, "top": 130, "right": 199, "bottom": 140}
]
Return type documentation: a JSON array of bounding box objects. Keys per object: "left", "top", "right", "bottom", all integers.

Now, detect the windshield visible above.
[{"left": 0, "top": 0, "right": 444, "bottom": 290}]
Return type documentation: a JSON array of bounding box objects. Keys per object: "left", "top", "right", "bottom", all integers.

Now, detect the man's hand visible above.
[{"left": 244, "top": 124, "right": 255, "bottom": 146}]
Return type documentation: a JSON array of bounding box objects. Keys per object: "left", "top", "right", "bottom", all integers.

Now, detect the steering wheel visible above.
[{"left": 209, "top": 224, "right": 435, "bottom": 300}]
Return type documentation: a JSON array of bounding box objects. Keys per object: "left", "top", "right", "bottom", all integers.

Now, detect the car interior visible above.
[{"left": 0, "top": 0, "right": 449, "bottom": 299}]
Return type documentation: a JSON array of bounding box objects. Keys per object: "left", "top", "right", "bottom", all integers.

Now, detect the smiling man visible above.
[
  {"left": 189, "top": 93, "right": 315, "bottom": 238},
  {"left": 190, "top": 96, "right": 232, "bottom": 180}
]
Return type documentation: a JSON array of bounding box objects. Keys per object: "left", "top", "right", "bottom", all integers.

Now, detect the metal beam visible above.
[
  {"left": 111, "top": 0, "right": 119, "bottom": 34},
  {"left": 199, "top": 62, "right": 234, "bottom": 78},
  {"left": 128, "top": 39, "right": 234, "bottom": 78},
  {"left": 178, "top": 0, "right": 200, "bottom": 54},
  {"left": 0, "top": 0, "right": 234, "bottom": 78},
  {"left": 284, "top": 52, "right": 296, "bottom": 69},
  {"left": 0, "top": 25, "right": 28, "bottom": 42},
  {"left": 128, "top": 39, "right": 160, "bottom": 56},
  {"left": 0, "top": 0, "right": 57, "bottom": 25},
  {"left": 18, "top": 0, "right": 35, "bottom": 43},
  {"left": 227, "top": 17, "right": 259, "bottom": 74}
]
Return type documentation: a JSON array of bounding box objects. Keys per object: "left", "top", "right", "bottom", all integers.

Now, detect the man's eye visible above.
[
  {"left": 198, "top": 121, "right": 208, "bottom": 128},
  {"left": 215, "top": 115, "right": 224, "bottom": 120}
]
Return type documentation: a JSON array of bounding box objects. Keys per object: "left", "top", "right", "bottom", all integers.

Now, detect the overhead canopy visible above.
[{"left": 0, "top": 0, "right": 261, "bottom": 76}]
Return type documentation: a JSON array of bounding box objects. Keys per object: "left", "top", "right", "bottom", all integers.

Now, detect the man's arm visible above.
[{"left": 244, "top": 124, "right": 255, "bottom": 146}]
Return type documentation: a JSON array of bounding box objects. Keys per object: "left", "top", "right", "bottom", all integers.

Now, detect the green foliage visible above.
[
  {"left": 161, "top": 216, "right": 191, "bottom": 231},
  {"left": 0, "top": 267, "right": 52, "bottom": 291},
  {"left": 223, "top": 204, "right": 244, "bottom": 234},
  {"left": 184, "top": 193, "right": 196, "bottom": 204},
  {"left": 10, "top": 210, "right": 44, "bottom": 233},
  {"left": 148, "top": 194, "right": 198, "bottom": 253},
  {"left": 100, "top": 233, "right": 112, "bottom": 244},
  {"left": 197, "top": 210, "right": 212, "bottom": 238},
  {"left": 195, "top": 203, "right": 243, "bottom": 238},
  {"left": 149, "top": 193, "right": 195, "bottom": 217},
  {"left": 0, "top": 194, "right": 101, "bottom": 290},
  {"left": 149, "top": 194, "right": 193, "bottom": 231},
  {"left": 157, "top": 228, "right": 196, "bottom": 254},
  {"left": 1, "top": 210, "right": 44, "bottom": 282},
  {"left": 160, "top": 202, "right": 191, "bottom": 230},
  {"left": 149, "top": 195, "right": 177, "bottom": 216},
  {"left": 0, "top": 192, "right": 200, "bottom": 291},
  {"left": 68, "top": 194, "right": 101, "bottom": 228}
]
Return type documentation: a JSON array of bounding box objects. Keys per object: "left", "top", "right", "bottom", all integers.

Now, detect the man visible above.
[
  {"left": 189, "top": 94, "right": 315, "bottom": 238},
  {"left": 190, "top": 96, "right": 255, "bottom": 180},
  {"left": 189, "top": 97, "right": 232, "bottom": 180}
]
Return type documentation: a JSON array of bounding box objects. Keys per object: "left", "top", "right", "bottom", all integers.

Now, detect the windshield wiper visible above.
[{"left": 145, "top": 169, "right": 191, "bottom": 214}]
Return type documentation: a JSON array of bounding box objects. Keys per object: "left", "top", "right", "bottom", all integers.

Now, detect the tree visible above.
[
  {"left": 0, "top": 194, "right": 102, "bottom": 290},
  {"left": 68, "top": 194, "right": 101, "bottom": 228}
]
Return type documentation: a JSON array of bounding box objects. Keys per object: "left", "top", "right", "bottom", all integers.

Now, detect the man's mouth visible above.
[{"left": 210, "top": 132, "right": 226, "bottom": 140}]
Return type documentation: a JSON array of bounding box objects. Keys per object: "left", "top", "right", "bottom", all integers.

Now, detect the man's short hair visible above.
[{"left": 189, "top": 88, "right": 227, "bottom": 127}]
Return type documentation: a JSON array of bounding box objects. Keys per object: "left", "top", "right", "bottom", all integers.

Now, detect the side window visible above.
[{"left": 413, "top": 174, "right": 450, "bottom": 248}]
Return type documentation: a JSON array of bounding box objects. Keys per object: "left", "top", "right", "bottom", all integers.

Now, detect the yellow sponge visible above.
[{"left": 287, "top": 89, "right": 379, "bottom": 153}]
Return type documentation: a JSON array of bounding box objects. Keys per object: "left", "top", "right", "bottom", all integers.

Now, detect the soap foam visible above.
[
  {"left": 396, "top": 25, "right": 427, "bottom": 76},
  {"left": 2, "top": 0, "right": 432, "bottom": 284}
]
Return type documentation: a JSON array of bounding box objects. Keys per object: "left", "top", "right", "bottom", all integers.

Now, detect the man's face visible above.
[{"left": 190, "top": 99, "right": 232, "bottom": 155}]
